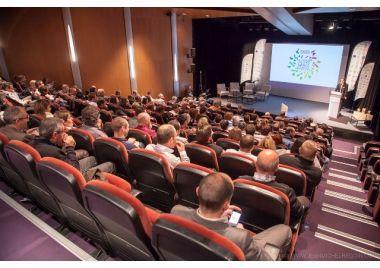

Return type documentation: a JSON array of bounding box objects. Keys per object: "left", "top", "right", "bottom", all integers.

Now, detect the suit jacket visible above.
[
  {"left": 0, "top": 125, "right": 27, "bottom": 141},
  {"left": 279, "top": 154, "right": 322, "bottom": 196},
  {"left": 195, "top": 141, "right": 224, "bottom": 158},
  {"left": 29, "top": 137, "right": 80, "bottom": 170},
  {"left": 171, "top": 205, "right": 273, "bottom": 261}
]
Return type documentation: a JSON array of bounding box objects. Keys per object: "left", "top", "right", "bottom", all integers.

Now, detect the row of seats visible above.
[
  {"left": 0, "top": 136, "right": 297, "bottom": 260},
  {"left": 358, "top": 140, "right": 380, "bottom": 223}
]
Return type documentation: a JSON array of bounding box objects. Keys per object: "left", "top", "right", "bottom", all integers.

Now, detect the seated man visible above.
[
  {"left": 195, "top": 124, "right": 223, "bottom": 158},
  {"left": 146, "top": 124, "right": 189, "bottom": 169},
  {"left": 171, "top": 172, "right": 292, "bottom": 261},
  {"left": 249, "top": 149, "right": 310, "bottom": 224},
  {"left": 0, "top": 106, "right": 36, "bottom": 141},
  {"left": 280, "top": 140, "right": 323, "bottom": 197},
  {"left": 282, "top": 127, "right": 296, "bottom": 150},
  {"left": 80, "top": 105, "right": 107, "bottom": 138},
  {"left": 226, "top": 134, "right": 257, "bottom": 161},
  {"left": 29, "top": 118, "right": 114, "bottom": 180},
  {"left": 111, "top": 116, "right": 143, "bottom": 151},
  {"left": 135, "top": 112, "right": 157, "bottom": 139},
  {"left": 168, "top": 119, "right": 188, "bottom": 144}
]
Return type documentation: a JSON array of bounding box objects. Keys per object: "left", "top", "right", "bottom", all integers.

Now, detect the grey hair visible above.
[{"left": 39, "top": 118, "right": 64, "bottom": 139}]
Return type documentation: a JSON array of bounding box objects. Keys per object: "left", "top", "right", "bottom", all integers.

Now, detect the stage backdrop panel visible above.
[
  {"left": 266, "top": 43, "right": 349, "bottom": 103},
  {"left": 355, "top": 62, "right": 374, "bottom": 101},
  {"left": 240, "top": 53, "right": 253, "bottom": 83},
  {"left": 346, "top": 41, "right": 371, "bottom": 92},
  {"left": 251, "top": 39, "right": 266, "bottom": 85}
]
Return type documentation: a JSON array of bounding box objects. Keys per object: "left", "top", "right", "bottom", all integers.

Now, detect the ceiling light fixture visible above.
[
  {"left": 328, "top": 22, "right": 335, "bottom": 30},
  {"left": 205, "top": 14, "right": 210, "bottom": 18}
]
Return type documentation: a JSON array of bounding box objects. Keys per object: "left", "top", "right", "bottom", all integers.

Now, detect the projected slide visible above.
[{"left": 270, "top": 44, "right": 344, "bottom": 88}]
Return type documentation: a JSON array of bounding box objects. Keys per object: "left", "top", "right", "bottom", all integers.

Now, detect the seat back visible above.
[
  {"left": 185, "top": 143, "right": 219, "bottom": 170},
  {"left": 36, "top": 157, "right": 103, "bottom": 243},
  {"left": 173, "top": 163, "right": 214, "bottom": 208},
  {"left": 69, "top": 128, "right": 94, "bottom": 155},
  {"left": 219, "top": 152, "right": 255, "bottom": 179},
  {"left": 152, "top": 214, "right": 245, "bottom": 261},
  {"left": 252, "top": 146, "right": 263, "bottom": 156},
  {"left": 216, "top": 138, "right": 240, "bottom": 150},
  {"left": 212, "top": 131, "right": 228, "bottom": 142},
  {"left": 0, "top": 133, "right": 30, "bottom": 196},
  {"left": 4, "top": 140, "right": 66, "bottom": 217},
  {"left": 232, "top": 179, "right": 290, "bottom": 232},
  {"left": 128, "top": 129, "right": 152, "bottom": 147},
  {"left": 93, "top": 137, "right": 130, "bottom": 180},
  {"left": 128, "top": 149, "right": 175, "bottom": 211},
  {"left": 368, "top": 153, "right": 380, "bottom": 167},
  {"left": 366, "top": 147, "right": 380, "bottom": 159},
  {"left": 82, "top": 178, "right": 157, "bottom": 260},
  {"left": 364, "top": 141, "right": 380, "bottom": 152},
  {"left": 275, "top": 164, "right": 307, "bottom": 196}
]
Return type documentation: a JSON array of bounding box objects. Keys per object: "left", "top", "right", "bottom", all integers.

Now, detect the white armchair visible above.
[
  {"left": 256, "top": 83, "right": 271, "bottom": 101},
  {"left": 243, "top": 82, "right": 254, "bottom": 95},
  {"left": 216, "top": 83, "right": 229, "bottom": 98},
  {"left": 229, "top": 82, "right": 240, "bottom": 93}
]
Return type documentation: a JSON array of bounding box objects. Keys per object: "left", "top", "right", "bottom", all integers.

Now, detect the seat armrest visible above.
[{"left": 131, "top": 189, "right": 143, "bottom": 199}]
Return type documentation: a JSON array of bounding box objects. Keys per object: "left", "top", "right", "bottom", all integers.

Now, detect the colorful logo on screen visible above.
[{"left": 288, "top": 49, "right": 321, "bottom": 80}]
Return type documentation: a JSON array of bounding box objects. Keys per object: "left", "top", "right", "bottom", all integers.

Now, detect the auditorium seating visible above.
[
  {"left": 173, "top": 163, "right": 214, "bottom": 208},
  {"left": 93, "top": 137, "right": 130, "bottom": 181},
  {"left": 128, "top": 148, "right": 176, "bottom": 212},
  {"left": 212, "top": 131, "right": 228, "bottom": 141},
  {"left": 4, "top": 141, "right": 65, "bottom": 220},
  {"left": 216, "top": 138, "right": 240, "bottom": 151},
  {"left": 231, "top": 179, "right": 291, "bottom": 232},
  {"left": 0, "top": 133, "right": 30, "bottom": 196},
  {"left": 185, "top": 143, "right": 219, "bottom": 170},
  {"left": 82, "top": 178, "right": 159, "bottom": 260},
  {"left": 69, "top": 128, "right": 95, "bottom": 155},
  {"left": 219, "top": 152, "right": 255, "bottom": 178},
  {"left": 275, "top": 165, "right": 307, "bottom": 197},
  {"left": 151, "top": 214, "right": 245, "bottom": 261},
  {"left": 128, "top": 128, "right": 152, "bottom": 147},
  {"left": 36, "top": 157, "right": 105, "bottom": 247}
]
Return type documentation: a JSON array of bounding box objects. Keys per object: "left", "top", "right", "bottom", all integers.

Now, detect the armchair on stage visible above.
[
  {"left": 327, "top": 91, "right": 342, "bottom": 119},
  {"left": 215, "top": 81, "right": 271, "bottom": 104}
]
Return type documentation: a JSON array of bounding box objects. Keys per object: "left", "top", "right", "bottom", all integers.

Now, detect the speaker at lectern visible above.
[{"left": 327, "top": 91, "right": 342, "bottom": 119}]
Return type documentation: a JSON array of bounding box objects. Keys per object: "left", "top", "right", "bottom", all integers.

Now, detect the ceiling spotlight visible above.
[
  {"left": 182, "top": 12, "right": 187, "bottom": 16},
  {"left": 328, "top": 22, "right": 335, "bottom": 30},
  {"left": 205, "top": 14, "right": 210, "bottom": 17}
]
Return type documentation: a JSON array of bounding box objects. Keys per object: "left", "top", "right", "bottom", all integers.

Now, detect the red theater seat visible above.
[
  {"left": 216, "top": 138, "right": 240, "bottom": 151},
  {"left": 173, "top": 163, "right": 214, "bottom": 208},
  {"left": 69, "top": 128, "right": 95, "bottom": 155},
  {"left": 219, "top": 152, "right": 255, "bottom": 178},
  {"left": 36, "top": 157, "right": 104, "bottom": 246},
  {"left": 82, "top": 177, "right": 159, "bottom": 260},
  {"left": 275, "top": 164, "right": 307, "bottom": 197},
  {"left": 185, "top": 143, "right": 219, "bottom": 170},
  {"left": 4, "top": 141, "right": 64, "bottom": 219},
  {"left": 93, "top": 137, "right": 130, "bottom": 181},
  {"left": 129, "top": 148, "right": 176, "bottom": 212},
  {"left": 128, "top": 128, "right": 152, "bottom": 147},
  {"left": 0, "top": 133, "right": 30, "bottom": 196},
  {"left": 151, "top": 214, "right": 245, "bottom": 261}
]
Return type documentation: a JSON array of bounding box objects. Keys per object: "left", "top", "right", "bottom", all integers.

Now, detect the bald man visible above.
[
  {"left": 171, "top": 172, "right": 292, "bottom": 261},
  {"left": 250, "top": 149, "right": 310, "bottom": 224},
  {"left": 135, "top": 112, "right": 157, "bottom": 139},
  {"left": 280, "top": 140, "right": 323, "bottom": 197}
]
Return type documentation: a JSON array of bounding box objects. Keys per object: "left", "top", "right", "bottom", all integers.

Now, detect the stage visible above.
[{"left": 212, "top": 95, "right": 374, "bottom": 141}]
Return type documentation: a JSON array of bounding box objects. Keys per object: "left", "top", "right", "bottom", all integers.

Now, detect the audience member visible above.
[
  {"left": 226, "top": 134, "right": 257, "bottom": 161},
  {"left": 136, "top": 112, "right": 157, "bottom": 139},
  {"left": 171, "top": 172, "right": 292, "bottom": 260},
  {"left": 146, "top": 124, "right": 189, "bottom": 168}
]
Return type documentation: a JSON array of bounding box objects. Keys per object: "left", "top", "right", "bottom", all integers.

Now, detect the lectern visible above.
[{"left": 327, "top": 91, "right": 342, "bottom": 119}]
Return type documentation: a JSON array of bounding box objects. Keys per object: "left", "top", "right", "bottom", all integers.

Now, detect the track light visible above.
[{"left": 328, "top": 22, "right": 335, "bottom": 31}]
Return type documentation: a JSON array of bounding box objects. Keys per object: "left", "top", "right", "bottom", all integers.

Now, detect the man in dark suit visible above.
[
  {"left": 280, "top": 140, "right": 322, "bottom": 197},
  {"left": 335, "top": 78, "right": 348, "bottom": 109},
  {"left": 171, "top": 172, "right": 292, "bottom": 261},
  {"left": 248, "top": 149, "right": 310, "bottom": 224}
]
